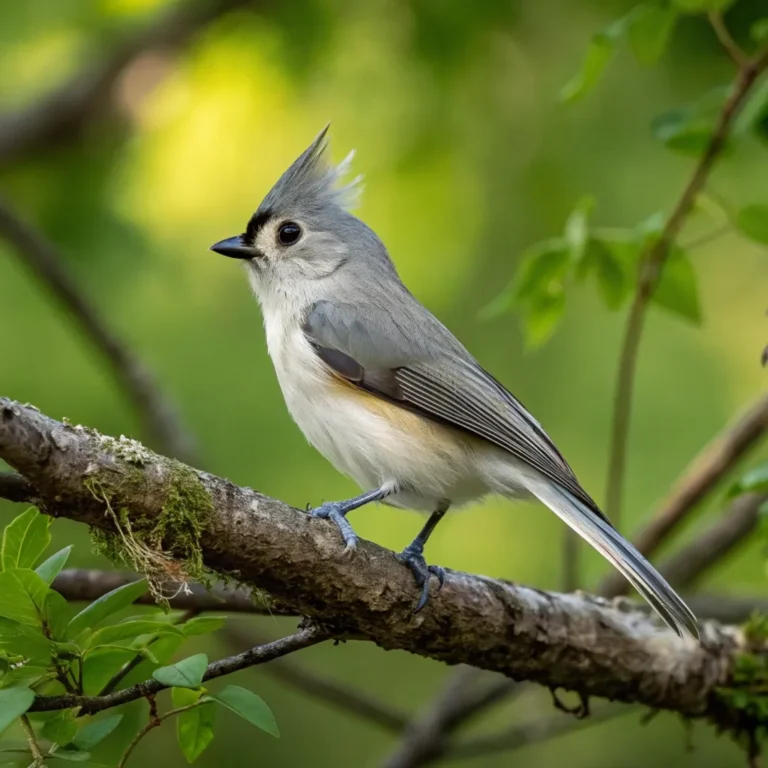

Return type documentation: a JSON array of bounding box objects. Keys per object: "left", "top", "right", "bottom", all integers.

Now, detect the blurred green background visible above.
[{"left": 1, "top": 0, "right": 768, "bottom": 765}]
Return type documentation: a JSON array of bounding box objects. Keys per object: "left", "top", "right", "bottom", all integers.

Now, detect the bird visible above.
[{"left": 210, "top": 126, "right": 699, "bottom": 639}]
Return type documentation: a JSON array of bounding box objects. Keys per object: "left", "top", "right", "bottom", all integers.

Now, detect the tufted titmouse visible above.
[{"left": 211, "top": 127, "right": 698, "bottom": 638}]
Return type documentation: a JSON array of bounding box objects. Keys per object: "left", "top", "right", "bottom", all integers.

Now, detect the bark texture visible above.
[{"left": 0, "top": 399, "right": 752, "bottom": 724}]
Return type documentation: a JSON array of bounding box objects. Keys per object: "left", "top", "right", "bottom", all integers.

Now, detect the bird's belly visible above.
[{"left": 272, "top": 338, "right": 484, "bottom": 510}]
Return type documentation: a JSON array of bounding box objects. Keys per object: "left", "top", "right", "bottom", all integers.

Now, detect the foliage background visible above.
[{"left": 1, "top": 0, "right": 767, "bottom": 765}]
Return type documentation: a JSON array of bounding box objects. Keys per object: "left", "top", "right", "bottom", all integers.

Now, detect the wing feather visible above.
[{"left": 303, "top": 300, "right": 605, "bottom": 520}]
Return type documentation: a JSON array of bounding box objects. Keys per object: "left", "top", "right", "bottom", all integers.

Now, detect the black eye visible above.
[{"left": 277, "top": 221, "right": 302, "bottom": 246}]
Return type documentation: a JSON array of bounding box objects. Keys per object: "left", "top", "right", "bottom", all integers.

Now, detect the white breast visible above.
[{"left": 259, "top": 298, "right": 487, "bottom": 511}]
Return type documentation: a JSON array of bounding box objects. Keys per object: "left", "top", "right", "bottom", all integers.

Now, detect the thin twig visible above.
[
  {"left": 224, "top": 626, "right": 408, "bottom": 732},
  {"left": 445, "top": 704, "right": 628, "bottom": 761},
  {"left": 603, "top": 41, "right": 768, "bottom": 525},
  {"left": 19, "top": 715, "right": 45, "bottom": 768},
  {"left": 382, "top": 669, "right": 516, "bottom": 768},
  {"left": 0, "top": 471, "right": 40, "bottom": 505},
  {"left": 562, "top": 530, "right": 580, "bottom": 591},
  {"left": 681, "top": 223, "right": 731, "bottom": 251},
  {"left": 50, "top": 569, "right": 292, "bottom": 616},
  {"left": 30, "top": 626, "right": 328, "bottom": 714},
  {"left": 600, "top": 393, "right": 768, "bottom": 597},
  {"left": 708, "top": 11, "right": 749, "bottom": 68},
  {"left": 117, "top": 697, "right": 203, "bottom": 768},
  {"left": 656, "top": 492, "right": 765, "bottom": 590},
  {"left": 0, "top": 197, "right": 199, "bottom": 464}
]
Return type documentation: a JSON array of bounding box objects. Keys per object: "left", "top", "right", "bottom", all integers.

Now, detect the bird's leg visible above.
[
  {"left": 397, "top": 501, "right": 450, "bottom": 613},
  {"left": 308, "top": 486, "right": 392, "bottom": 553}
]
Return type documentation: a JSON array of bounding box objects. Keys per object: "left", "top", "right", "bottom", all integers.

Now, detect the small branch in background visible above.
[
  {"left": 31, "top": 626, "right": 327, "bottom": 714},
  {"left": 600, "top": 393, "right": 768, "bottom": 597},
  {"left": 20, "top": 715, "right": 45, "bottom": 768},
  {"left": 603, "top": 35, "right": 768, "bottom": 525},
  {"left": 0, "top": 197, "right": 199, "bottom": 464},
  {"left": 382, "top": 668, "right": 516, "bottom": 768},
  {"left": 656, "top": 492, "right": 765, "bottom": 591},
  {"left": 562, "top": 530, "right": 580, "bottom": 591},
  {"left": 224, "top": 625, "right": 408, "bottom": 732},
  {"left": 0, "top": 470, "right": 40, "bottom": 504},
  {"left": 708, "top": 11, "right": 749, "bottom": 69},
  {"left": 446, "top": 703, "right": 628, "bottom": 762},
  {"left": 51, "top": 569, "right": 293, "bottom": 616},
  {"left": 0, "top": 0, "right": 258, "bottom": 168},
  {"left": 116, "top": 695, "right": 161, "bottom": 768}
]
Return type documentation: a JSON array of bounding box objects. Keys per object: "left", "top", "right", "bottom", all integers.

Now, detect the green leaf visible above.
[
  {"left": 181, "top": 616, "right": 226, "bottom": 637},
  {"left": 673, "top": 0, "right": 733, "bottom": 10},
  {"left": 71, "top": 714, "right": 123, "bottom": 751},
  {"left": 0, "top": 664, "right": 55, "bottom": 689},
  {"left": 564, "top": 196, "right": 594, "bottom": 263},
  {"left": 152, "top": 654, "right": 208, "bottom": 689},
  {"left": 0, "top": 569, "right": 50, "bottom": 626},
  {"left": 628, "top": 4, "right": 678, "bottom": 65},
  {"left": 173, "top": 688, "right": 215, "bottom": 763},
  {"left": 66, "top": 579, "right": 147, "bottom": 641},
  {"left": 521, "top": 284, "right": 567, "bottom": 348},
  {"left": 480, "top": 239, "right": 568, "bottom": 321},
  {"left": 560, "top": 28, "right": 618, "bottom": 104},
  {"left": 42, "top": 712, "right": 78, "bottom": 747},
  {"left": 514, "top": 239, "right": 570, "bottom": 302},
  {"left": 85, "top": 620, "right": 184, "bottom": 651},
  {"left": 35, "top": 547, "right": 72, "bottom": 586},
  {"left": 80, "top": 648, "right": 135, "bottom": 695},
  {"left": 582, "top": 238, "right": 631, "bottom": 309},
  {"left": 50, "top": 748, "right": 92, "bottom": 762},
  {"left": 0, "top": 686, "right": 35, "bottom": 734},
  {"left": 212, "top": 685, "right": 278, "bottom": 737},
  {"left": 728, "top": 464, "right": 768, "bottom": 498},
  {"left": 651, "top": 250, "right": 702, "bottom": 323},
  {"left": 736, "top": 205, "right": 768, "bottom": 245},
  {"left": 751, "top": 18, "right": 768, "bottom": 43},
  {"left": 1, "top": 508, "right": 51, "bottom": 571},
  {"left": 44, "top": 591, "right": 74, "bottom": 641},
  {"left": 651, "top": 87, "right": 730, "bottom": 156}
]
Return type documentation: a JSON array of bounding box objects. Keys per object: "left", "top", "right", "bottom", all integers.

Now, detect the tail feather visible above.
[{"left": 526, "top": 479, "right": 699, "bottom": 639}]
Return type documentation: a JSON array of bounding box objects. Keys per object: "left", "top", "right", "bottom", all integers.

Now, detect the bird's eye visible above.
[{"left": 277, "top": 222, "right": 302, "bottom": 246}]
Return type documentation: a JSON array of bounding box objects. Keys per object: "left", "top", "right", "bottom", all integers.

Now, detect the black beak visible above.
[{"left": 210, "top": 235, "right": 255, "bottom": 260}]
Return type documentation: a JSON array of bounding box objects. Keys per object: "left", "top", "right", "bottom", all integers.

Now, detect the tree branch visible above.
[
  {"left": 0, "top": 0, "right": 259, "bottom": 168},
  {"left": 31, "top": 625, "right": 326, "bottom": 714},
  {"left": 0, "top": 197, "right": 198, "bottom": 463},
  {"left": 655, "top": 492, "right": 765, "bottom": 591},
  {"left": 223, "top": 625, "right": 408, "bottom": 731},
  {"left": 0, "top": 398, "right": 753, "bottom": 725},
  {"left": 51, "top": 568, "right": 293, "bottom": 615},
  {"left": 604, "top": 40, "right": 768, "bottom": 524},
  {"left": 600, "top": 393, "right": 768, "bottom": 597},
  {"left": 0, "top": 470, "right": 41, "bottom": 505},
  {"left": 382, "top": 668, "right": 516, "bottom": 768}
]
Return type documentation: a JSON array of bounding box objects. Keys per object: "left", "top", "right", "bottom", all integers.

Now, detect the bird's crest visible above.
[{"left": 261, "top": 125, "right": 363, "bottom": 214}]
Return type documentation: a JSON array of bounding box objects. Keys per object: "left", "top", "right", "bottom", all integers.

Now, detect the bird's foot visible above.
[
  {"left": 396, "top": 545, "right": 445, "bottom": 613},
  {"left": 308, "top": 502, "right": 358, "bottom": 554}
]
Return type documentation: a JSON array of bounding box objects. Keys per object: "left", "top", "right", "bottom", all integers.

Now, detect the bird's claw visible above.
[
  {"left": 308, "top": 502, "right": 358, "bottom": 552},
  {"left": 396, "top": 546, "right": 445, "bottom": 613}
]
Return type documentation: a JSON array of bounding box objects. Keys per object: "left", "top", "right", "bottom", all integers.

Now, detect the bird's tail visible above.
[{"left": 525, "top": 477, "right": 699, "bottom": 639}]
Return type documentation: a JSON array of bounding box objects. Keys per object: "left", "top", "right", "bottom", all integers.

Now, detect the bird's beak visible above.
[{"left": 209, "top": 235, "right": 256, "bottom": 260}]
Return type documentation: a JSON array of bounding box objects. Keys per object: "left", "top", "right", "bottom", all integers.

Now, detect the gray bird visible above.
[{"left": 211, "top": 127, "right": 699, "bottom": 638}]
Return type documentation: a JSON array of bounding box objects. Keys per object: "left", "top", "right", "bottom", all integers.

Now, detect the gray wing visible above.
[{"left": 303, "top": 299, "right": 606, "bottom": 521}]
